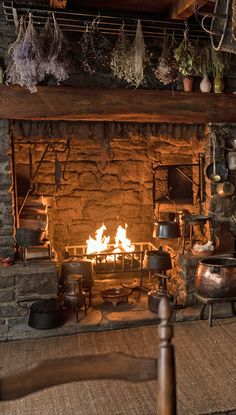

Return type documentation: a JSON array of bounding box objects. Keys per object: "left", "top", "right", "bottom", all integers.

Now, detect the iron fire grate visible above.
[{"left": 64, "top": 242, "right": 158, "bottom": 274}]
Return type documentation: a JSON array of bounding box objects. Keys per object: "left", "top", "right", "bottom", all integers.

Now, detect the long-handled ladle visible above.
[{"left": 209, "top": 133, "right": 221, "bottom": 182}]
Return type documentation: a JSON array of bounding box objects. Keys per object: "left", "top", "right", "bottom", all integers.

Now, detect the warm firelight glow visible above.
[
  {"left": 114, "top": 225, "right": 134, "bottom": 252},
  {"left": 86, "top": 224, "right": 110, "bottom": 255},
  {"left": 86, "top": 224, "right": 134, "bottom": 254}
]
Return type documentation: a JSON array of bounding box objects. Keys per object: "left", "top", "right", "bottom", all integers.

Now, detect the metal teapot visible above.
[{"left": 147, "top": 274, "right": 174, "bottom": 313}]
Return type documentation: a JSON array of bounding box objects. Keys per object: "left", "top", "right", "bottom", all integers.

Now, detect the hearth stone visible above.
[{"left": 0, "top": 261, "right": 58, "bottom": 338}]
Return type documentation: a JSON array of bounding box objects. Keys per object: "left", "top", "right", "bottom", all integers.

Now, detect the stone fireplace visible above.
[{"left": 1, "top": 116, "right": 236, "bottom": 340}]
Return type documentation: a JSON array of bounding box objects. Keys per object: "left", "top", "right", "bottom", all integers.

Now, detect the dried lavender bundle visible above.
[
  {"left": 5, "top": 17, "right": 25, "bottom": 88},
  {"left": 11, "top": 13, "right": 43, "bottom": 93},
  {"left": 110, "top": 26, "right": 131, "bottom": 79},
  {"left": 43, "top": 13, "right": 72, "bottom": 83}
]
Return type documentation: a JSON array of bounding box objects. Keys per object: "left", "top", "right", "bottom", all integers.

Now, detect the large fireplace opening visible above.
[{"left": 1, "top": 119, "right": 236, "bottom": 340}]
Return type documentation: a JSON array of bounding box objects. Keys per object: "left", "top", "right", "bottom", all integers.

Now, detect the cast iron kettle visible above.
[
  {"left": 148, "top": 274, "right": 174, "bottom": 313},
  {"left": 28, "top": 299, "right": 63, "bottom": 330},
  {"left": 153, "top": 200, "right": 180, "bottom": 239}
]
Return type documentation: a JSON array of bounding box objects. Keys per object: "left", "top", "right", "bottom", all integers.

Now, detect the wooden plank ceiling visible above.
[{"left": 69, "top": 0, "right": 215, "bottom": 19}]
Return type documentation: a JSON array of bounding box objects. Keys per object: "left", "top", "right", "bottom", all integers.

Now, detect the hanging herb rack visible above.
[{"left": 3, "top": 1, "right": 210, "bottom": 40}]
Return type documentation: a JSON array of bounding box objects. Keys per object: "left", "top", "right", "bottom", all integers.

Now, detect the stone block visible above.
[
  {"left": 83, "top": 204, "right": 118, "bottom": 221},
  {"left": 100, "top": 175, "right": 120, "bottom": 191},
  {"left": 0, "top": 247, "right": 15, "bottom": 258},
  {"left": 0, "top": 289, "right": 15, "bottom": 302},
  {"left": 0, "top": 323, "right": 8, "bottom": 339},
  {"left": 0, "top": 275, "right": 15, "bottom": 288},
  {"left": 0, "top": 235, "right": 14, "bottom": 247},
  {"left": 16, "top": 270, "right": 58, "bottom": 300},
  {"left": 77, "top": 171, "right": 99, "bottom": 189},
  {"left": 0, "top": 225, "right": 14, "bottom": 237},
  {"left": 0, "top": 303, "right": 27, "bottom": 318},
  {"left": 57, "top": 196, "right": 84, "bottom": 210}
]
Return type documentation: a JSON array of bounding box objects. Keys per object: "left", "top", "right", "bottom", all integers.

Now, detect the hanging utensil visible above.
[
  {"left": 216, "top": 181, "right": 235, "bottom": 197},
  {"left": 209, "top": 133, "right": 221, "bottom": 182}
]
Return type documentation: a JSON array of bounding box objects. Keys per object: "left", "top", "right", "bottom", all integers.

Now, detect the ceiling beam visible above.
[{"left": 169, "top": 0, "right": 211, "bottom": 20}]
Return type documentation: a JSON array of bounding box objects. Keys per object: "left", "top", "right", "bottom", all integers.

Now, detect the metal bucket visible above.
[{"left": 16, "top": 228, "right": 45, "bottom": 246}]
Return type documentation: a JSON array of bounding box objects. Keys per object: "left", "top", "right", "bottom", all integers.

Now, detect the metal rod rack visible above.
[{"left": 3, "top": 1, "right": 210, "bottom": 39}]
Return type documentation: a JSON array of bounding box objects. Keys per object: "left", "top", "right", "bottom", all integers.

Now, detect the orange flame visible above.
[
  {"left": 86, "top": 224, "right": 134, "bottom": 254},
  {"left": 86, "top": 224, "right": 110, "bottom": 254}
]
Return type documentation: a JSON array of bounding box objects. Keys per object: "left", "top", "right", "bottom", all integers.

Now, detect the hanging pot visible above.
[
  {"left": 16, "top": 227, "right": 45, "bottom": 246},
  {"left": 154, "top": 200, "right": 180, "bottom": 239},
  {"left": 145, "top": 247, "right": 172, "bottom": 270}
]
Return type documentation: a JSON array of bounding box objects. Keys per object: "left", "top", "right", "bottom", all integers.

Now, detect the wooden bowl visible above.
[
  {"left": 191, "top": 249, "right": 215, "bottom": 257},
  {"left": 101, "top": 287, "right": 132, "bottom": 306}
]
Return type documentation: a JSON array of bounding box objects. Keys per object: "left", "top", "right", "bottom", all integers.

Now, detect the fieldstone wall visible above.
[
  {"left": 12, "top": 121, "right": 207, "bottom": 259},
  {"left": 0, "top": 119, "right": 15, "bottom": 259}
]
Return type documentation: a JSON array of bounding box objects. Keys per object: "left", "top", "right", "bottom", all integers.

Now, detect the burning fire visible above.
[{"left": 86, "top": 224, "right": 134, "bottom": 254}]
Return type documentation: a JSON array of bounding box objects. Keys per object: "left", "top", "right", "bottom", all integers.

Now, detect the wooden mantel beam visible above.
[
  {"left": 169, "top": 0, "right": 211, "bottom": 20},
  {"left": 0, "top": 85, "right": 236, "bottom": 124}
]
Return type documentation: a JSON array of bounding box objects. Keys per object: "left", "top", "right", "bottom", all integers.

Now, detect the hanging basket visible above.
[{"left": 202, "top": 0, "right": 236, "bottom": 54}]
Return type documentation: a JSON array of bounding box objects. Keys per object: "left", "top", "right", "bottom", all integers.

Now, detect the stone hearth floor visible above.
[{"left": 5, "top": 272, "right": 236, "bottom": 341}]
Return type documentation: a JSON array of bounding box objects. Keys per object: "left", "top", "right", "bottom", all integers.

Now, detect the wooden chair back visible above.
[{"left": 0, "top": 296, "right": 176, "bottom": 414}]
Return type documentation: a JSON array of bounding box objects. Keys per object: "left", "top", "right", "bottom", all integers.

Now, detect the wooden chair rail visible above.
[
  {"left": 0, "top": 297, "right": 176, "bottom": 415},
  {"left": 0, "top": 353, "right": 157, "bottom": 401}
]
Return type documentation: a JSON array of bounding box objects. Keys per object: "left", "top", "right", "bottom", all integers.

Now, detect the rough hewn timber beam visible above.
[
  {"left": 169, "top": 0, "right": 211, "bottom": 19},
  {"left": 0, "top": 85, "right": 236, "bottom": 124}
]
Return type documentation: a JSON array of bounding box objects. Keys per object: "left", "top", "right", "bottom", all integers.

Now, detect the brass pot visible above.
[{"left": 195, "top": 257, "right": 236, "bottom": 298}]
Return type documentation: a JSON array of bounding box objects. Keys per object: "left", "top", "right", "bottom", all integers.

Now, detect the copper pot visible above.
[{"left": 195, "top": 257, "right": 236, "bottom": 298}]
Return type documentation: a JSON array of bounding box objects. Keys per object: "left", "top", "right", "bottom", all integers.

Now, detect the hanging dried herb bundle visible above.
[
  {"left": 111, "top": 20, "right": 146, "bottom": 87},
  {"left": 42, "top": 13, "right": 72, "bottom": 83},
  {"left": 6, "top": 14, "right": 44, "bottom": 93},
  {"left": 110, "top": 25, "right": 131, "bottom": 79},
  {"left": 132, "top": 19, "right": 146, "bottom": 85},
  {"left": 5, "top": 17, "right": 25, "bottom": 88},
  {"left": 80, "top": 19, "right": 112, "bottom": 74},
  {"left": 154, "top": 33, "right": 179, "bottom": 85}
]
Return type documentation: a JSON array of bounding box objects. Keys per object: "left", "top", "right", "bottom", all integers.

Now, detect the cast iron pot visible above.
[
  {"left": 154, "top": 200, "right": 180, "bottom": 239},
  {"left": 16, "top": 227, "right": 45, "bottom": 247},
  {"left": 148, "top": 291, "right": 173, "bottom": 313},
  {"left": 146, "top": 248, "right": 172, "bottom": 270},
  {"left": 195, "top": 257, "right": 236, "bottom": 298},
  {"left": 28, "top": 299, "right": 63, "bottom": 330},
  {"left": 61, "top": 259, "right": 95, "bottom": 290}
]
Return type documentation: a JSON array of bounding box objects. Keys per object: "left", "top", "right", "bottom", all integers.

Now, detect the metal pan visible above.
[{"left": 205, "top": 162, "right": 228, "bottom": 183}]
